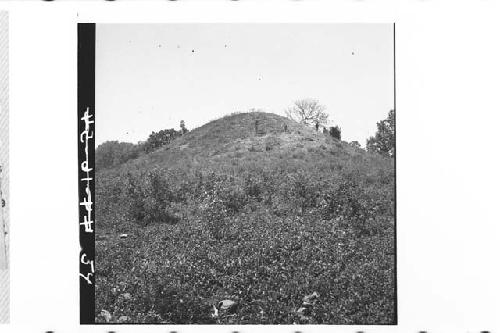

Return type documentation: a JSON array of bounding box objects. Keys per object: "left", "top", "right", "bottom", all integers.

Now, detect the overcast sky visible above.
[{"left": 96, "top": 24, "right": 394, "bottom": 146}]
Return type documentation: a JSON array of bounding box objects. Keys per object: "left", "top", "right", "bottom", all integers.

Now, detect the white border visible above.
[{"left": 0, "top": 0, "right": 498, "bottom": 332}]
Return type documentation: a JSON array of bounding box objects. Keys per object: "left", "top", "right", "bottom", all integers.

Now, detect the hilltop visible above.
[
  {"left": 96, "top": 112, "right": 395, "bottom": 325},
  {"left": 167, "top": 111, "right": 333, "bottom": 156}
]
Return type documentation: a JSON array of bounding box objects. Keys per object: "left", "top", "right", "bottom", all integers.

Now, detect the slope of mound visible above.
[
  {"left": 95, "top": 112, "right": 395, "bottom": 325},
  {"left": 103, "top": 112, "right": 380, "bottom": 174}
]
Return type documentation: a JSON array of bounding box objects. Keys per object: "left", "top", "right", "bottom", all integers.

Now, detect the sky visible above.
[{"left": 96, "top": 24, "right": 394, "bottom": 147}]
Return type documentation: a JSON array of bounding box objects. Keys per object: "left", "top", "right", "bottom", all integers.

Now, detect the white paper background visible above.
[
  {"left": 0, "top": 9, "right": 10, "bottom": 324},
  {"left": 0, "top": 0, "right": 498, "bottom": 332}
]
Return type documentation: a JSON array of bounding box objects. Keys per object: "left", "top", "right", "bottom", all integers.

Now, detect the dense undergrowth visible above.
[{"left": 95, "top": 112, "right": 395, "bottom": 324}]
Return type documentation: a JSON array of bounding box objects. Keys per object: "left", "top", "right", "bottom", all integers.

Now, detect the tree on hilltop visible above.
[
  {"left": 285, "top": 98, "right": 329, "bottom": 127},
  {"left": 180, "top": 120, "right": 189, "bottom": 134}
]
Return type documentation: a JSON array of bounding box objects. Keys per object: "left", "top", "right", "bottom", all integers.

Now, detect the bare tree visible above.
[{"left": 285, "top": 98, "right": 329, "bottom": 127}]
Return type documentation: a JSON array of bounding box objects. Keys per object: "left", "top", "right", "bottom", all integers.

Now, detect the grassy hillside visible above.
[{"left": 95, "top": 111, "right": 395, "bottom": 324}]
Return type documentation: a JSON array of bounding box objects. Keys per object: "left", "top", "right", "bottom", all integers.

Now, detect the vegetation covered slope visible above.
[{"left": 96, "top": 112, "right": 395, "bottom": 324}]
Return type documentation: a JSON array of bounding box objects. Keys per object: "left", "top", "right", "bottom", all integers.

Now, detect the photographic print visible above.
[
  {"left": 81, "top": 23, "right": 396, "bottom": 325},
  {"left": 0, "top": 10, "right": 8, "bottom": 324}
]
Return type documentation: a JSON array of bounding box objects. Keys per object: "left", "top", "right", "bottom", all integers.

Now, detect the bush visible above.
[
  {"left": 125, "top": 170, "right": 183, "bottom": 226},
  {"left": 96, "top": 141, "right": 142, "bottom": 170},
  {"left": 197, "top": 174, "right": 249, "bottom": 239},
  {"left": 349, "top": 141, "right": 361, "bottom": 148},
  {"left": 329, "top": 126, "right": 341, "bottom": 140},
  {"left": 144, "top": 129, "right": 181, "bottom": 153}
]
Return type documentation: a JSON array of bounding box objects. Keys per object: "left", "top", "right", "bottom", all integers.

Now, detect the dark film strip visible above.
[{"left": 78, "top": 23, "right": 96, "bottom": 324}]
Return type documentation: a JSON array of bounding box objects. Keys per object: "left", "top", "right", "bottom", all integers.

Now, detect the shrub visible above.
[
  {"left": 319, "top": 174, "right": 394, "bottom": 237},
  {"left": 243, "top": 173, "right": 264, "bottom": 200},
  {"left": 96, "top": 141, "right": 142, "bottom": 170},
  {"left": 329, "top": 126, "right": 341, "bottom": 140},
  {"left": 125, "top": 170, "right": 182, "bottom": 226},
  {"left": 349, "top": 141, "right": 361, "bottom": 148},
  {"left": 144, "top": 129, "right": 181, "bottom": 153}
]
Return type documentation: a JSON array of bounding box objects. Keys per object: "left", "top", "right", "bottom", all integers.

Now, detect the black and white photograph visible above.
[
  {"left": 0, "top": 10, "right": 8, "bottom": 324},
  {"left": 85, "top": 23, "right": 396, "bottom": 325}
]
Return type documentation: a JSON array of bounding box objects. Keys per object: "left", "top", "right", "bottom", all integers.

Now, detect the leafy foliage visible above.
[
  {"left": 144, "top": 129, "right": 182, "bottom": 153},
  {"left": 366, "top": 110, "right": 395, "bottom": 157},
  {"left": 125, "top": 170, "right": 183, "bottom": 226},
  {"left": 95, "top": 112, "right": 395, "bottom": 324},
  {"left": 96, "top": 141, "right": 142, "bottom": 170},
  {"left": 329, "top": 126, "right": 341, "bottom": 140}
]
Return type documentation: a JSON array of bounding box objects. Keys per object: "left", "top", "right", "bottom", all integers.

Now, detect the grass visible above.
[{"left": 95, "top": 112, "right": 396, "bottom": 324}]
